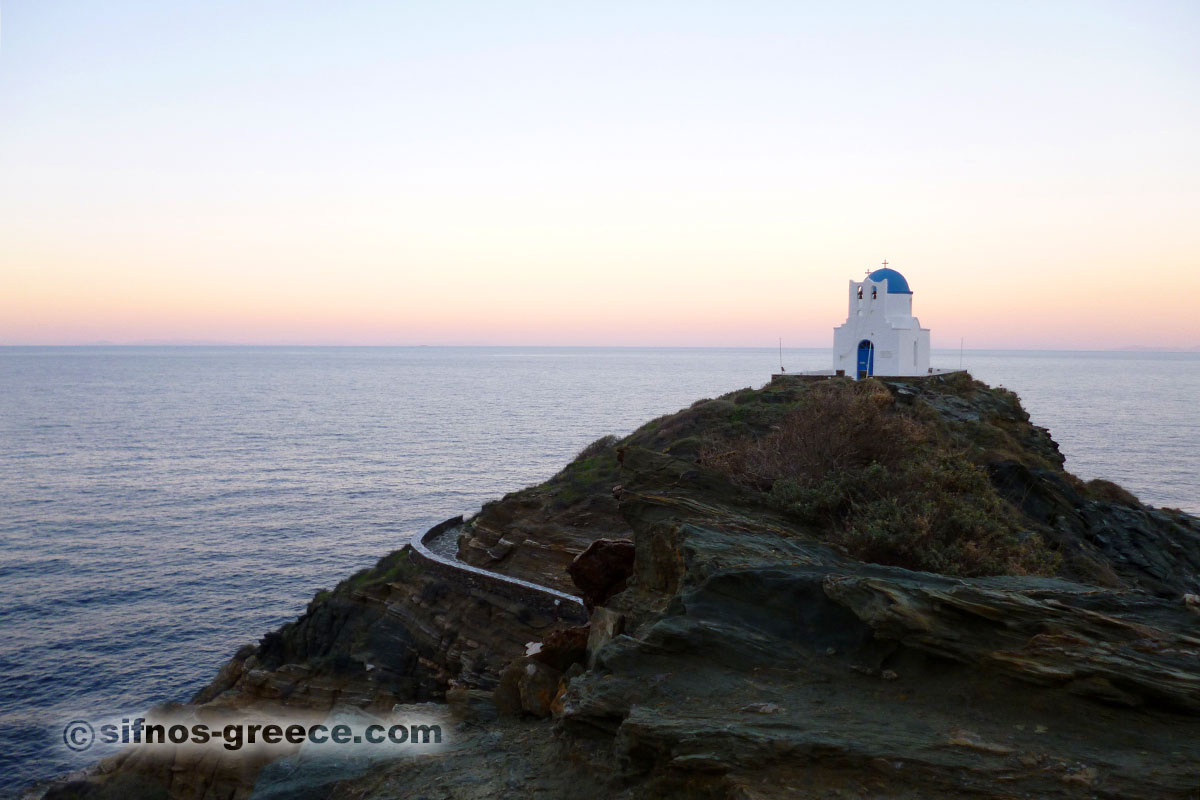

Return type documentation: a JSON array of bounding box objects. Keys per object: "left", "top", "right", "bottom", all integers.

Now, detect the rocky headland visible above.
[{"left": 35, "top": 373, "right": 1200, "bottom": 799}]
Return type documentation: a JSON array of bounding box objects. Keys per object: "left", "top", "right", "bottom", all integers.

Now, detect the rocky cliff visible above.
[{"left": 38, "top": 374, "right": 1200, "bottom": 800}]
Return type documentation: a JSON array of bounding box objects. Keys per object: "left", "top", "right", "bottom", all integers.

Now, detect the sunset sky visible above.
[{"left": 2, "top": 1, "right": 1198, "bottom": 348}]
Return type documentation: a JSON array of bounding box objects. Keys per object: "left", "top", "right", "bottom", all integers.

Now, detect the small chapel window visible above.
[
  {"left": 871, "top": 287, "right": 877, "bottom": 299},
  {"left": 857, "top": 286, "right": 863, "bottom": 299}
]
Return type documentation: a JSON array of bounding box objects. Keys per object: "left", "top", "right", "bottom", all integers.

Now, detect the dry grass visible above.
[
  {"left": 701, "top": 380, "right": 1058, "bottom": 577},
  {"left": 702, "top": 380, "right": 923, "bottom": 490}
]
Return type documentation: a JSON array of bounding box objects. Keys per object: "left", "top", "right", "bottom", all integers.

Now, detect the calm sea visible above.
[{"left": 1, "top": 346, "right": 1197, "bottom": 793}]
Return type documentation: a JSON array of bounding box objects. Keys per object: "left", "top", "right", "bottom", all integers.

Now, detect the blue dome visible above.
[{"left": 866, "top": 267, "right": 911, "bottom": 294}]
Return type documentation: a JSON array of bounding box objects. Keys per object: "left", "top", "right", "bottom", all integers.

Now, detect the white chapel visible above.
[{"left": 832, "top": 263, "right": 931, "bottom": 379}]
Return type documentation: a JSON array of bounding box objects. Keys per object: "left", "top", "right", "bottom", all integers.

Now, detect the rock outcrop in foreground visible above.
[{"left": 39, "top": 374, "right": 1200, "bottom": 800}]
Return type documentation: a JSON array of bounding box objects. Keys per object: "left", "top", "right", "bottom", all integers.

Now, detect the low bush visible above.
[
  {"left": 1085, "top": 478, "right": 1140, "bottom": 505},
  {"left": 702, "top": 380, "right": 1058, "bottom": 577},
  {"left": 549, "top": 435, "right": 622, "bottom": 509}
]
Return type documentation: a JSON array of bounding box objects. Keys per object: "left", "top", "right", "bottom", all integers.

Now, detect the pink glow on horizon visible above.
[
  {"left": 2, "top": 4, "right": 1198, "bottom": 349},
  {"left": 5, "top": 274, "right": 1197, "bottom": 349}
]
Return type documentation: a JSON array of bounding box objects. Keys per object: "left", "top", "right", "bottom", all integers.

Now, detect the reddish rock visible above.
[
  {"left": 531, "top": 625, "right": 589, "bottom": 672},
  {"left": 568, "top": 538, "right": 635, "bottom": 609},
  {"left": 495, "top": 657, "right": 562, "bottom": 718}
]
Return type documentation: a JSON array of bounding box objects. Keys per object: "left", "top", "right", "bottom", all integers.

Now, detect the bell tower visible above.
[{"left": 832, "top": 262, "right": 930, "bottom": 378}]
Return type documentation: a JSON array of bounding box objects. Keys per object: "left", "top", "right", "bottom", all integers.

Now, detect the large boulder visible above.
[{"left": 568, "top": 538, "right": 635, "bottom": 609}]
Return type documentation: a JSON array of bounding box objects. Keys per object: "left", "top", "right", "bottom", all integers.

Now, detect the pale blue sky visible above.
[{"left": 3, "top": 1, "right": 1199, "bottom": 346}]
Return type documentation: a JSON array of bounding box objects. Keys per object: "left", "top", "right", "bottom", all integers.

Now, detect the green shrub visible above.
[
  {"left": 703, "top": 380, "right": 922, "bottom": 489},
  {"left": 1085, "top": 478, "right": 1139, "bottom": 505},
  {"left": 549, "top": 435, "right": 622, "bottom": 509},
  {"left": 575, "top": 434, "right": 620, "bottom": 461},
  {"left": 344, "top": 548, "right": 419, "bottom": 592},
  {"left": 703, "top": 380, "right": 1058, "bottom": 577}
]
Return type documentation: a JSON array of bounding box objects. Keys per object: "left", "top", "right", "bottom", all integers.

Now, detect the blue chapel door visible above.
[{"left": 856, "top": 339, "right": 874, "bottom": 379}]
